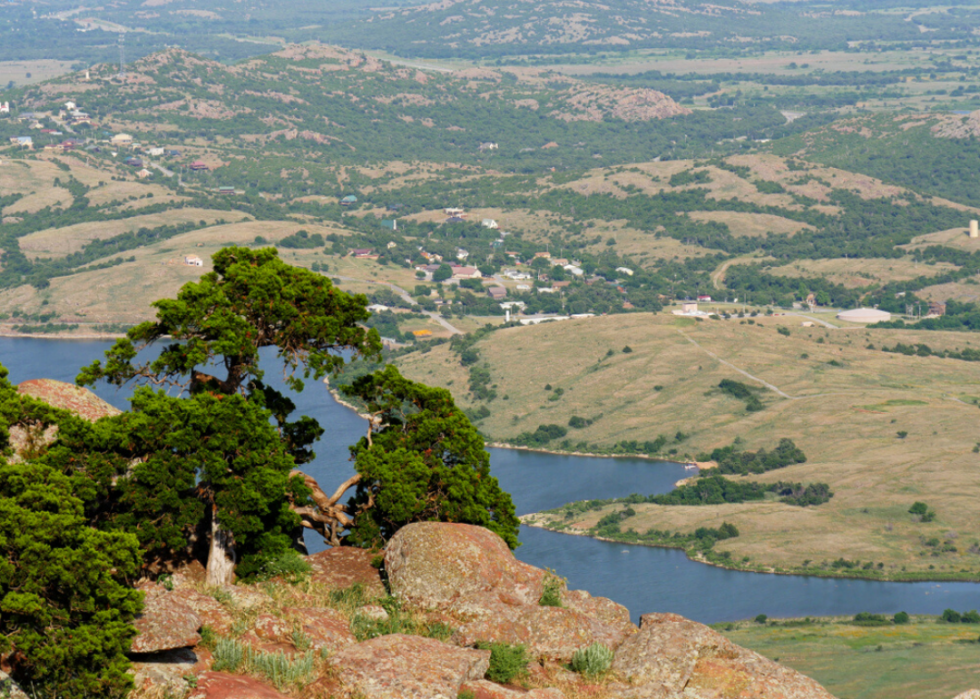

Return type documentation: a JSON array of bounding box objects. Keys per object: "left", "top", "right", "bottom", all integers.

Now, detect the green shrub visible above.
[
  {"left": 539, "top": 571, "right": 565, "bottom": 607},
  {"left": 853, "top": 612, "right": 890, "bottom": 626},
  {"left": 963, "top": 610, "right": 980, "bottom": 624},
  {"left": 246, "top": 647, "right": 316, "bottom": 689},
  {"left": 893, "top": 611, "right": 910, "bottom": 624},
  {"left": 479, "top": 642, "right": 529, "bottom": 684},
  {"left": 212, "top": 637, "right": 246, "bottom": 672},
  {"left": 253, "top": 548, "right": 312, "bottom": 583},
  {"left": 909, "top": 502, "right": 928, "bottom": 516},
  {"left": 570, "top": 642, "right": 614, "bottom": 677},
  {"left": 458, "top": 691, "right": 476, "bottom": 699},
  {"left": 942, "top": 609, "right": 962, "bottom": 623},
  {"left": 754, "top": 614, "right": 768, "bottom": 624}
]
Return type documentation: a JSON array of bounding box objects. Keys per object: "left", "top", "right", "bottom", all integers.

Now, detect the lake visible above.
[{"left": 2, "top": 337, "right": 979, "bottom": 623}]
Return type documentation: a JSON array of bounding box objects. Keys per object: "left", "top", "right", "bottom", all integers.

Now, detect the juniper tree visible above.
[
  {"left": 78, "top": 247, "right": 381, "bottom": 582},
  {"left": 0, "top": 366, "right": 142, "bottom": 698},
  {"left": 340, "top": 365, "right": 520, "bottom": 550}
]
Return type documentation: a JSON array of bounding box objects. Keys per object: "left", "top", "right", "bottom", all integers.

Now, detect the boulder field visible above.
[{"left": 118, "top": 521, "right": 847, "bottom": 699}]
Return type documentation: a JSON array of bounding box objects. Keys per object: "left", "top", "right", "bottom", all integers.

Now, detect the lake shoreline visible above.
[
  {"left": 520, "top": 517, "right": 980, "bottom": 584},
  {"left": 323, "top": 380, "right": 707, "bottom": 466},
  {"left": 0, "top": 327, "right": 127, "bottom": 341}
]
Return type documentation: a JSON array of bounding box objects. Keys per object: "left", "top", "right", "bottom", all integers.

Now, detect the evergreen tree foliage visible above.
[
  {"left": 341, "top": 365, "right": 520, "bottom": 549},
  {"left": 0, "top": 366, "right": 142, "bottom": 698}
]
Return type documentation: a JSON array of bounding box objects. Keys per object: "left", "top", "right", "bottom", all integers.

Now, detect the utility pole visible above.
[{"left": 118, "top": 35, "right": 126, "bottom": 78}]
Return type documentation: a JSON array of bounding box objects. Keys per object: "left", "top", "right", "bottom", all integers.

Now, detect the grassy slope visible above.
[
  {"left": 717, "top": 617, "right": 980, "bottom": 699},
  {"left": 396, "top": 313, "right": 980, "bottom": 576}
]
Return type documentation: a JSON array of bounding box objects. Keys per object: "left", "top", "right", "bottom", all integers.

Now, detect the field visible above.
[
  {"left": 0, "top": 219, "right": 354, "bottom": 326},
  {"left": 0, "top": 60, "right": 76, "bottom": 87},
  {"left": 767, "top": 258, "right": 960, "bottom": 289},
  {"left": 397, "top": 312, "right": 980, "bottom": 576},
  {"left": 718, "top": 616, "right": 980, "bottom": 699}
]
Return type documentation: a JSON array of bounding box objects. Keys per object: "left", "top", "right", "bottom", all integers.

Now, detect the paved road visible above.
[
  {"left": 333, "top": 275, "right": 463, "bottom": 335},
  {"left": 149, "top": 161, "right": 174, "bottom": 178}
]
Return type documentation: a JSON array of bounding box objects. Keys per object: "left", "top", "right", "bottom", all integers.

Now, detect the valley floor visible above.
[{"left": 717, "top": 616, "right": 980, "bottom": 699}]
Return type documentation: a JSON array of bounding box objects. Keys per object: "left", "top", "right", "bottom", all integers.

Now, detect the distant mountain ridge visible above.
[{"left": 320, "top": 0, "right": 977, "bottom": 58}]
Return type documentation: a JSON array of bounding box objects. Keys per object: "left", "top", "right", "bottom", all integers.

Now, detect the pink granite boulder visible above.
[{"left": 329, "top": 633, "right": 490, "bottom": 699}]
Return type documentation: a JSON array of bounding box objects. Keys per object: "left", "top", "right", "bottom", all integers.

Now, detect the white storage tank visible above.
[{"left": 836, "top": 308, "right": 892, "bottom": 323}]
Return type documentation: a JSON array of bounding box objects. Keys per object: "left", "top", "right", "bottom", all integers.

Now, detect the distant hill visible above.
[
  {"left": 319, "top": 0, "right": 980, "bottom": 59},
  {"left": 773, "top": 111, "right": 980, "bottom": 208}
]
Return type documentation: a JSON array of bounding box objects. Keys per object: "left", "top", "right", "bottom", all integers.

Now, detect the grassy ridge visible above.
[{"left": 396, "top": 312, "right": 980, "bottom": 576}]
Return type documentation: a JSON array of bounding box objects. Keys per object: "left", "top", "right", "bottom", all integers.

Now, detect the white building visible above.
[
  {"left": 64, "top": 100, "right": 76, "bottom": 111},
  {"left": 616, "top": 266, "right": 634, "bottom": 276},
  {"left": 481, "top": 218, "right": 499, "bottom": 229},
  {"left": 563, "top": 264, "right": 584, "bottom": 276},
  {"left": 367, "top": 304, "right": 390, "bottom": 312},
  {"left": 456, "top": 248, "right": 469, "bottom": 261},
  {"left": 147, "top": 147, "right": 165, "bottom": 156},
  {"left": 0, "top": 102, "right": 9, "bottom": 115},
  {"left": 184, "top": 255, "right": 204, "bottom": 267}
]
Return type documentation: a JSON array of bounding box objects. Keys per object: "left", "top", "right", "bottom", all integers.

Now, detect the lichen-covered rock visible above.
[
  {"left": 16, "top": 379, "right": 121, "bottom": 421},
  {"left": 282, "top": 606, "right": 356, "bottom": 654},
  {"left": 215, "top": 583, "right": 272, "bottom": 611},
  {"left": 460, "top": 680, "right": 565, "bottom": 699},
  {"left": 330, "top": 633, "right": 490, "bottom": 699},
  {"left": 131, "top": 582, "right": 202, "bottom": 653},
  {"left": 0, "top": 670, "right": 28, "bottom": 699},
  {"left": 455, "top": 603, "right": 634, "bottom": 662},
  {"left": 952, "top": 692, "right": 980, "bottom": 699},
  {"left": 130, "top": 648, "right": 200, "bottom": 696},
  {"left": 385, "top": 523, "right": 636, "bottom": 661},
  {"left": 611, "top": 613, "right": 836, "bottom": 699},
  {"left": 9, "top": 380, "right": 121, "bottom": 459},
  {"left": 252, "top": 614, "right": 292, "bottom": 641},
  {"left": 308, "top": 546, "right": 386, "bottom": 598},
  {"left": 187, "top": 671, "right": 291, "bottom": 699},
  {"left": 169, "top": 586, "right": 235, "bottom": 635},
  {"left": 385, "top": 522, "right": 544, "bottom": 608},
  {"left": 357, "top": 604, "right": 390, "bottom": 622}
]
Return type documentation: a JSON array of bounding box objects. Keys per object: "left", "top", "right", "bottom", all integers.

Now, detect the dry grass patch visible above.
[
  {"left": 0, "top": 60, "right": 74, "bottom": 85},
  {"left": 0, "top": 221, "right": 350, "bottom": 323},
  {"left": 689, "top": 211, "right": 811, "bottom": 238},
  {"left": 767, "top": 258, "right": 958, "bottom": 289},
  {"left": 903, "top": 227, "right": 980, "bottom": 252},
  {"left": 19, "top": 208, "right": 253, "bottom": 258}
]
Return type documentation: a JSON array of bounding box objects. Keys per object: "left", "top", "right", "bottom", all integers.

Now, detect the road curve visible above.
[{"left": 331, "top": 274, "right": 464, "bottom": 335}]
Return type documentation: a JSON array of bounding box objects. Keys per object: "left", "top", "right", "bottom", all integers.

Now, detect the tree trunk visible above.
[{"left": 206, "top": 509, "right": 236, "bottom": 586}]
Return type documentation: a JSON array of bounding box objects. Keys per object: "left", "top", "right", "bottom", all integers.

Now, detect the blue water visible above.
[{"left": 2, "top": 337, "right": 979, "bottom": 623}]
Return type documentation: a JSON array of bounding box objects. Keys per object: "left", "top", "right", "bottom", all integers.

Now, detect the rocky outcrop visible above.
[
  {"left": 131, "top": 582, "right": 202, "bottom": 653},
  {"left": 330, "top": 634, "right": 491, "bottom": 699},
  {"left": 460, "top": 680, "right": 565, "bottom": 699},
  {"left": 16, "top": 379, "right": 120, "bottom": 421},
  {"left": 187, "top": 671, "right": 291, "bottom": 699},
  {"left": 952, "top": 692, "right": 980, "bottom": 699},
  {"left": 385, "top": 522, "right": 636, "bottom": 661},
  {"left": 9, "top": 380, "right": 120, "bottom": 459},
  {"left": 283, "top": 606, "right": 357, "bottom": 654},
  {"left": 308, "top": 545, "right": 387, "bottom": 597},
  {"left": 609, "top": 613, "right": 835, "bottom": 699}
]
